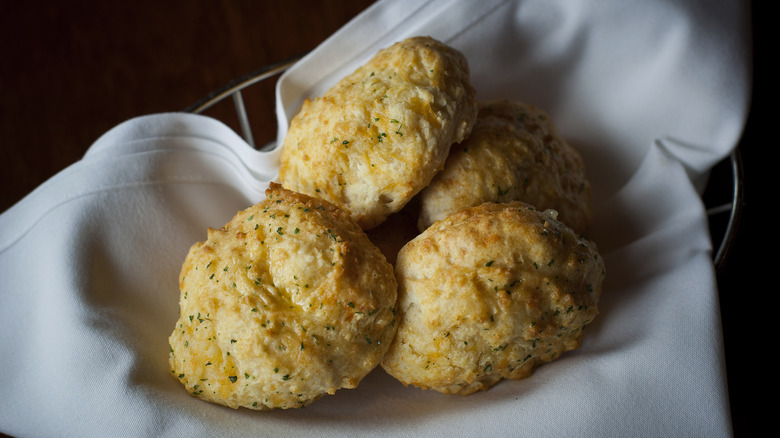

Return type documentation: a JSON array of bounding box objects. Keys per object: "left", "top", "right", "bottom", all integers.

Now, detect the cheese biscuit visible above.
[
  {"left": 417, "top": 100, "right": 592, "bottom": 233},
  {"left": 278, "top": 36, "right": 477, "bottom": 229},
  {"left": 169, "top": 183, "right": 397, "bottom": 409},
  {"left": 382, "top": 202, "right": 605, "bottom": 395}
]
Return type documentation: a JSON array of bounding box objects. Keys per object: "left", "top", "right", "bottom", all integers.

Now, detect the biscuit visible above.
[
  {"left": 417, "top": 100, "right": 592, "bottom": 233},
  {"left": 278, "top": 36, "right": 477, "bottom": 230},
  {"left": 382, "top": 202, "right": 605, "bottom": 395},
  {"left": 168, "top": 183, "right": 398, "bottom": 409}
]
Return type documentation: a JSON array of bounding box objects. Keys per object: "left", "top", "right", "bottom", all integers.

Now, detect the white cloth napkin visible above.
[{"left": 0, "top": 0, "right": 750, "bottom": 436}]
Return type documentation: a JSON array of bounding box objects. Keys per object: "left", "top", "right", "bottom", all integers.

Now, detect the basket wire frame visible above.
[
  {"left": 186, "top": 57, "right": 744, "bottom": 271},
  {"left": 185, "top": 54, "right": 303, "bottom": 150}
]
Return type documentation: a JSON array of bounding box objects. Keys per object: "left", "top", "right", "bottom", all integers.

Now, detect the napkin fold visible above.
[{"left": 1, "top": 0, "right": 750, "bottom": 436}]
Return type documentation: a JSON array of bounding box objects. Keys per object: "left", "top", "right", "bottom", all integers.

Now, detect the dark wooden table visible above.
[
  {"left": 1, "top": 1, "right": 762, "bottom": 435},
  {"left": 0, "top": 0, "right": 375, "bottom": 211}
]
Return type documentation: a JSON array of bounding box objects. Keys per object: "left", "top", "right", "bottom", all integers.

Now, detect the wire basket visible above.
[{"left": 186, "top": 57, "right": 744, "bottom": 271}]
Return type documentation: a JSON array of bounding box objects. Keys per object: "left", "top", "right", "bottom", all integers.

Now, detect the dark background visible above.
[{"left": 1, "top": 1, "right": 763, "bottom": 435}]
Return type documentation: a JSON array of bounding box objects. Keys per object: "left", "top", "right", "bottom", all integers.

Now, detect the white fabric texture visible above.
[{"left": 0, "top": 0, "right": 749, "bottom": 436}]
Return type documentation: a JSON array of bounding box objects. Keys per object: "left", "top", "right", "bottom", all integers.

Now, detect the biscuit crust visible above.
[
  {"left": 168, "top": 183, "right": 397, "bottom": 409},
  {"left": 278, "top": 36, "right": 477, "bottom": 230},
  {"left": 382, "top": 202, "right": 605, "bottom": 395},
  {"left": 417, "top": 100, "right": 592, "bottom": 233}
]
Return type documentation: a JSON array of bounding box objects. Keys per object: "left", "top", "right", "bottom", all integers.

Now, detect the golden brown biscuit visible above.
[
  {"left": 382, "top": 202, "right": 605, "bottom": 395},
  {"left": 168, "top": 183, "right": 397, "bottom": 409},
  {"left": 417, "top": 100, "right": 592, "bottom": 233},
  {"left": 278, "top": 36, "right": 477, "bottom": 230}
]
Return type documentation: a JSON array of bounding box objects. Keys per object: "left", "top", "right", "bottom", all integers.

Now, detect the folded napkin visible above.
[{"left": 0, "top": 0, "right": 750, "bottom": 436}]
